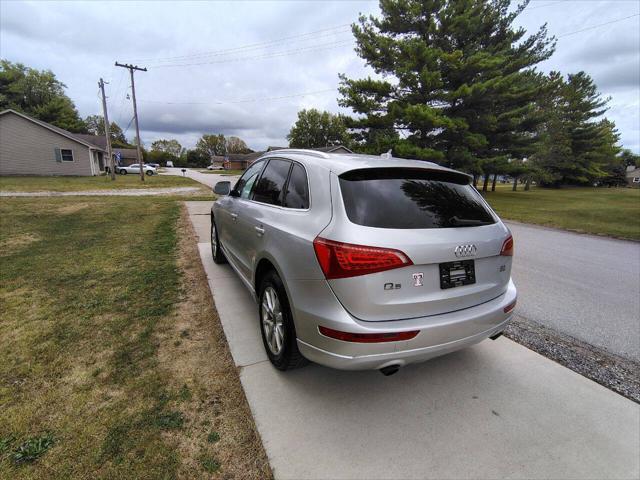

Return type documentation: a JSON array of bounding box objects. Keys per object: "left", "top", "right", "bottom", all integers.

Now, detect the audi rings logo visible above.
[{"left": 454, "top": 244, "right": 477, "bottom": 258}]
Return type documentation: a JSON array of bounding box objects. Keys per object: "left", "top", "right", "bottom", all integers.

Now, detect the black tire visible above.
[
  {"left": 119, "top": 169, "right": 127, "bottom": 175},
  {"left": 210, "top": 217, "right": 227, "bottom": 264},
  {"left": 146, "top": 170, "right": 153, "bottom": 176},
  {"left": 258, "top": 270, "right": 308, "bottom": 371}
]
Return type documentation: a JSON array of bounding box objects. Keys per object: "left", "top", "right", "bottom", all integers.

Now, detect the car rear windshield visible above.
[{"left": 339, "top": 168, "right": 496, "bottom": 229}]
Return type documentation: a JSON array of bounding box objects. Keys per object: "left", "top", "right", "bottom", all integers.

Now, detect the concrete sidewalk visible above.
[{"left": 186, "top": 201, "right": 640, "bottom": 480}]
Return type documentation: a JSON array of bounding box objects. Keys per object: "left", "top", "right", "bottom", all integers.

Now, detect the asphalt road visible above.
[
  {"left": 167, "top": 168, "right": 640, "bottom": 362},
  {"left": 507, "top": 222, "right": 640, "bottom": 362},
  {"left": 162, "top": 167, "right": 239, "bottom": 190}
]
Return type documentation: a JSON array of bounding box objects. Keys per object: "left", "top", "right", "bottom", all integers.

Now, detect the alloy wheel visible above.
[
  {"left": 261, "top": 286, "right": 284, "bottom": 355},
  {"left": 211, "top": 222, "right": 218, "bottom": 256}
]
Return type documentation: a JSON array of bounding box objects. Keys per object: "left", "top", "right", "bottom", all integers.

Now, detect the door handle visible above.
[
  {"left": 230, "top": 213, "right": 238, "bottom": 221},
  {"left": 254, "top": 226, "right": 265, "bottom": 236}
]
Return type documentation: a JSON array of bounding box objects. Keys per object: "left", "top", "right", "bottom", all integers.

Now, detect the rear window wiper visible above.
[{"left": 448, "top": 216, "right": 491, "bottom": 226}]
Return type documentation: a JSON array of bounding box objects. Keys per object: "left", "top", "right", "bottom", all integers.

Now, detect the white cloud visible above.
[{"left": 1, "top": 0, "right": 637, "bottom": 152}]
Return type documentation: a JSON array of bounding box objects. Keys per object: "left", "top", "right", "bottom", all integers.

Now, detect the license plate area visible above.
[{"left": 439, "top": 260, "right": 476, "bottom": 289}]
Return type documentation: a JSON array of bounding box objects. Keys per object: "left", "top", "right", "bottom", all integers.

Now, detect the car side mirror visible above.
[{"left": 213, "top": 181, "right": 231, "bottom": 196}]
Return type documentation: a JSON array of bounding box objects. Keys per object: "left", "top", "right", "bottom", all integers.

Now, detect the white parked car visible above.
[
  {"left": 166, "top": 161, "right": 174, "bottom": 168},
  {"left": 117, "top": 164, "right": 157, "bottom": 176},
  {"left": 207, "top": 165, "right": 216, "bottom": 170}
]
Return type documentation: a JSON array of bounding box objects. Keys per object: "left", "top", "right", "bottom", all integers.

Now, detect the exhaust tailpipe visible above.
[{"left": 379, "top": 364, "right": 401, "bottom": 376}]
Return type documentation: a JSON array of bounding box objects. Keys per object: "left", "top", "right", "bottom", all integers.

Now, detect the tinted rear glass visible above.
[
  {"left": 284, "top": 163, "right": 309, "bottom": 209},
  {"left": 339, "top": 168, "right": 495, "bottom": 229}
]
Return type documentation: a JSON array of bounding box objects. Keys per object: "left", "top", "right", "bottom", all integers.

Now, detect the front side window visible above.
[
  {"left": 61, "top": 149, "right": 74, "bottom": 162},
  {"left": 234, "top": 161, "right": 264, "bottom": 199},
  {"left": 252, "top": 159, "right": 291, "bottom": 206},
  {"left": 339, "top": 168, "right": 496, "bottom": 229},
  {"left": 633, "top": 177, "right": 640, "bottom": 183},
  {"left": 283, "top": 163, "right": 309, "bottom": 209}
]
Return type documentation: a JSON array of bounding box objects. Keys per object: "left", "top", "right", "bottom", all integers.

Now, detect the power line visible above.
[
  {"left": 151, "top": 40, "right": 353, "bottom": 68},
  {"left": 557, "top": 13, "right": 639, "bottom": 38},
  {"left": 129, "top": 23, "right": 351, "bottom": 63},
  {"left": 123, "top": 115, "right": 136, "bottom": 136},
  {"left": 146, "top": 30, "right": 352, "bottom": 66},
  {"left": 138, "top": 88, "right": 338, "bottom": 106},
  {"left": 525, "top": 1, "right": 565, "bottom": 11}
]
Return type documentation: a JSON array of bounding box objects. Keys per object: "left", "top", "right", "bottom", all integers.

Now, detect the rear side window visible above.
[
  {"left": 283, "top": 163, "right": 309, "bottom": 209},
  {"left": 252, "top": 159, "right": 291, "bottom": 206},
  {"left": 339, "top": 168, "right": 495, "bottom": 229}
]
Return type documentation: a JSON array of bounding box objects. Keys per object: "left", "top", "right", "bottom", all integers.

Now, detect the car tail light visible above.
[
  {"left": 313, "top": 237, "right": 412, "bottom": 279},
  {"left": 318, "top": 326, "right": 419, "bottom": 343},
  {"left": 504, "top": 299, "right": 517, "bottom": 313},
  {"left": 500, "top": 235, "right": 514, "bottom": 256}
]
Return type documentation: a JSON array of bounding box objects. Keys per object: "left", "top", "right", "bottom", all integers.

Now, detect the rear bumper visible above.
[{"left": 293, "top": 279, "right": 517, "bottom": 371}]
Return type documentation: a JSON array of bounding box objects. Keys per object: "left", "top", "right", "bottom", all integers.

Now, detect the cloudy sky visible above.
[{"left": 1, "top": 0, "right": 638, "bottom": 152}]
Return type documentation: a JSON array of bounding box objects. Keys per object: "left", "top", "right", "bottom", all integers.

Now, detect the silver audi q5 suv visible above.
[{"left": 211, "top": 150, "right": 516, "bottom": 374}]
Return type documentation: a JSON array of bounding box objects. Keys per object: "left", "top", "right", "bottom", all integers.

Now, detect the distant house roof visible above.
[
  {"left": 0, "top": 109, "right": 106, "bottom": 151},
  {"left": 211, "top": 152, "right": 264, "bottom": 164},
  {"left": 113, "top": 148, "right": 138, "bottom": 158},
  {"left": 73, "top": 134, "right": 108, "bottom": 149}
]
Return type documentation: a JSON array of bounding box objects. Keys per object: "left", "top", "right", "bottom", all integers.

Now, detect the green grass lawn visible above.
[
  {"left": 482, "top": 186, "right": 640, "bottom": 240},
  {"left": 0, "top": 175, "right": 204, "bottom": 192},
  {"left": 0, "top": 197, "right": 269, "bottom": 479}
]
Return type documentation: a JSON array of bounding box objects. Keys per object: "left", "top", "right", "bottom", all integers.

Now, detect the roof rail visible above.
[{"left": 263, "top": 148, "right": 331, "bottom": 159}]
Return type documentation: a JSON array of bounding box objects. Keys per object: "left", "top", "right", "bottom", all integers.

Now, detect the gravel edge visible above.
[{"left": 505, "top": 315, "right": 640, "bottom": 403}]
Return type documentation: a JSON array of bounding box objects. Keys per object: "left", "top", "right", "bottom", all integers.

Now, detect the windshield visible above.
[{"left": 339, "top": 168, "right": 496, "bottom": 229}]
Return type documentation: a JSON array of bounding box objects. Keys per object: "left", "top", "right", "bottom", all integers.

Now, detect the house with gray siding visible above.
[{"left": 0, "top": 109, "right": 106, "bottom": 176}]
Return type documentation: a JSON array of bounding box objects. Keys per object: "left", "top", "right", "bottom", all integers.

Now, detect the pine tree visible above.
[
  {"left": 534, "top": 72, "right": 620, "bottom": 185},
  {"left": 338, "top": 0, "right": 554, "bottom": 169}
]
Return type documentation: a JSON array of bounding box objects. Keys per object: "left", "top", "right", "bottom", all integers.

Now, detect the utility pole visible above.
[
  {"left": 98, "top": 78, "right": 115, "bottom": 181},
  {"left": 115, "top": 62, "right": 147, "bottom": 182}
]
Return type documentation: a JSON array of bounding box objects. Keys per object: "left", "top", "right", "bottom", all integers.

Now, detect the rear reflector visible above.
[
  {"left": 313, "top": 237, "right": 412, "bottom": 279},
  {"left": 500, "top": 235, "right": 514, "bottom": 256},
  {"left": 318, "top": 326, "right": 419, "bottom": 343},
  {"left": 504, "top": 299, "right": 517, "bottom": 313}
]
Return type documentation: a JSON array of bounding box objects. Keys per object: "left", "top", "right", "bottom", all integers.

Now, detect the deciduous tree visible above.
[
  {"left": 151, "top": 138, "right": 183, "bottom": 158},
  {"left": 226, "top": 136, "right": 252, "bottom": 154},
  {"left": 287, "top": 109, "right": 352, "bottom": 148},
  {"left": 196, "top": 134, "right": 226, "bottom": 159},
  {"left": 0, "top": 59, "right": 86, "bottom": 132},
  {"left": 84, "top": 115, "right": 128, "bottom": 145}
]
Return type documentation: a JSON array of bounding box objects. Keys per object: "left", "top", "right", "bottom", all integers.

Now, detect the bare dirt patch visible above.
[
  {"left": 155, "top": 206, "right": 272, "bottom": 479},
  {"left": 0, "top": 233, "right": 40, "bottom": 254},
  {"left": 55, "top": 202, "right": 90, "bottom": 214}
]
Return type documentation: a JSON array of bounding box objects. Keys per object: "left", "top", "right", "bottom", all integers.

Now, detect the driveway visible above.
[
  {"left": 186, "top": 201, "right": 639, "bottom": 480},
  {"left": 162, "top": 167, "right": 240, "bottom": 190}
]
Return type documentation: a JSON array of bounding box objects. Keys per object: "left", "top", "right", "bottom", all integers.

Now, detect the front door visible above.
[
  {"left": 233, "top": 158, "right": 292, "bottom": 280},
  {"left": 220, "top": 161, "right": 265, "bottom": 278}
]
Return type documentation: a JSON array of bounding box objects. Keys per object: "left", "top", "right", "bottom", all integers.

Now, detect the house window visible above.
[
  {"left": 633, "top": 177, "right": 640, "bottom": 183},
  {"left": 61, "top": 149, "right": 74, "bottom": 162}
]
